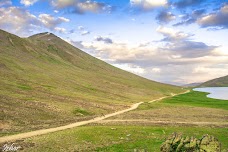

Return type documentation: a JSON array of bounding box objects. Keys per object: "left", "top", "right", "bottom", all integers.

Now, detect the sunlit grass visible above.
[{"left": 23, "top": 126, "right": 228, "bottom": 152}]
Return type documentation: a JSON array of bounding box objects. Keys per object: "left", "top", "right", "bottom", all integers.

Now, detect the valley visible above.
[
  {"left": 0, "top": 30, "right": 183, "bottom": 136},
  {"left": 1, "top": 91, "right": 227, "bottom": 151},
  {"left": 0, "top": 29, "right": 227, "bottom": 151}
]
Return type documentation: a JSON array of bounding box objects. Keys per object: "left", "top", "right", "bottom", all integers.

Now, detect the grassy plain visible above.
[
  {"left": 108, "top": 91, "right": 228, "bottom": 125},
  {"left": 14, "top": 126, "right": 227, "bottom": 152},
  {"left": 160, "top": 91, "right": 228, "bottom": 110},
  {"left": 5, "top": 91, "right": 227, "bottom": 152}
]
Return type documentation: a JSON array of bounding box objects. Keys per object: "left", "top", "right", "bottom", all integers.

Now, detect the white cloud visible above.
[
  {"left": 21, "top": 0, "right": 110, "bottom": 13},
  {"left": 0, "top": 0, "right": 12, "bottom": 6},
  {"left": 51, "top": 0, "right": 112, "bottom": 14},
  {"left": 58, "top": 17, "right": 69, "bottom": 22},
  {"left": 156, "top": 26, "right": 216, "bottom": 58},
  {"left": 94, "top": 36, "right": 113, "bottom": 44},
  {"left": 156, "top": 11, "right": 176, "bottom": 23},
  {"left": 77, "top": 1, "right": 105, "bottom": 13},
  {"left": 156, "top": 26, "right": 191, "bottom": 40},
  {"left": 54, "top": 27, "right": 66, "bottom": 33},
  {"left": 130, "top": 0, "right": 167, "bottom": 10},
  {"left": 145, "top": 0, "right": 167, "bottom": 6},
  {"left": 54, "top": 10, "right": 59, "bottom": 13},
  {"left": 193, "top": 66, "right": 228, "bottom": 75},
  {"left": 152, "top": 68, "right": 161, "bottom": 73},
  {"left": 0, "top": 7, "right": 40, "bottom": 36},
  {"left": 81, "top": 40, "right": 158, "bottom": 63},
  {"left": 51, "top": 0, "right": 75, "bottom": 8},
  {"left": 20, "top": 0, "right": 38, "bottom": 6},
  {"left": 78, "top": 26, "right": 84, "bottom": 30},
  {"left": 113, "top": 64, "right": 145, "bottom": 74},
  {"left": 0, "top": 7, "right": 70, "bottom": 36},
  {"left": 73, "top": 34, "right": 227, "bottom": 85},
  {"left": 191, "top": 65, "right": 228, "bottom": 83},
  {"left": 197, "top": 4, "right": 228, "bottom": 28},
  {"left": 222, "top": 4, "right": 228, "bottom": 13},
  {"left": 38, "top": 14, "right": 69, "bottom": 29},
  {"left": 77, "top": 26, "right": 90, "bottom": 35},
  {"left": 211, "top": 46, "right": 228, "bottom": 56},
  {"left": 81, "top": 30, "right": 90, "bottom": 35}
]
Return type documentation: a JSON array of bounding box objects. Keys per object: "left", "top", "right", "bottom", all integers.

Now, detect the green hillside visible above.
[
  {"left": 0, "top": 29, "right": 183, "bottom": 135},
  {"left": 199, "top": 75, "right": 228, "bottom": 87}
]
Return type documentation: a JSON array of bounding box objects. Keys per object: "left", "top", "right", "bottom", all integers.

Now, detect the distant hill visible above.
[
  {"left": 199, "top": 75, "right": 228, "bottom": 87},
  {"left": 0, "top": 29, "right": 183, "bottom": 133},
  {"left": 183, "top": 82, "right": 202, "bottom": 87}
]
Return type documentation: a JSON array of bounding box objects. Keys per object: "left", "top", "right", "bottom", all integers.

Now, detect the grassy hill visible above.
[
  {"left": 199, "top": 75, "right": 228, "bottom": 87},
  {"left": 0, "top": 29, "right": 183, "bottom": 135}
]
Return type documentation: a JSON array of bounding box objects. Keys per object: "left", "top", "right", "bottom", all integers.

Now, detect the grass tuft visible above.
[{"left": 73, "top": 108, "right": 92, "bottom": 116}]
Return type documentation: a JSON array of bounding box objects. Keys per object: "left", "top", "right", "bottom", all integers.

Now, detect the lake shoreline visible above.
[{"left": 193, "top": 87, "right": 228, "bottom": 100}]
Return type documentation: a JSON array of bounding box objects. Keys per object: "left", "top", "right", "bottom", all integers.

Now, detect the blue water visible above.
[{"left": 193, "top": 87, "right": 228, "bottom": 100}]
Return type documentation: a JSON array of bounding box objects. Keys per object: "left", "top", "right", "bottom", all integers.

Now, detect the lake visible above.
[{"left": 193, "top": 87, "right": 228, "bottom": 100}]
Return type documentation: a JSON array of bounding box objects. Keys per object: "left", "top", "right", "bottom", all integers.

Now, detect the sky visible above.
[{"left": 0, "top": 0, "right": 228, "bottom": 85}]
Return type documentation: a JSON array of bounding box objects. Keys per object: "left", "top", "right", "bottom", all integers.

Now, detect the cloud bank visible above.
[
  {"left": 73, "top": 26, "right": 227, "bottom": 84},
  {"left": 197, "top": 4, "right": 228, "bottom": 29},
  {"left": 0, "top": 7, "right": 69, "bottom": 36},
  {"left": 130, "top": 0, "right": 167, "bottom": 10}
]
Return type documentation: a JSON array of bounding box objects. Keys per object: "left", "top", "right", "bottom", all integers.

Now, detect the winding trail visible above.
[
  {"left": 0, "top": 90, "right": 189, "bottom": 143},
  {"left": 148, "top": 90, "right": 190, "bottom": 103},
  {"left": 0, "top": 102, "right": 143, "bottom": 143}
]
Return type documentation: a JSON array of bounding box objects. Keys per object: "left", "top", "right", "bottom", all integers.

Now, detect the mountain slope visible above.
[
  {"left": 199, "top": 75, "right": 228, "bottom": 87},
  {"left": 0, "top": 29, "right": 184, "bottom": 134},
  {"left": 183, "top": 82, "right": 202, "bottom": 87}
]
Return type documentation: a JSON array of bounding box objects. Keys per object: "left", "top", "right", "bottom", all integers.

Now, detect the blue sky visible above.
[{"left": 0, "top": 0, "right": 228, "bottom": 85}]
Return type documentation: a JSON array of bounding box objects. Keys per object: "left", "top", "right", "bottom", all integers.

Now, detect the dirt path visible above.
[
  {"left": 0, "top": 90, "right": 189, "bottom": 143},
  {"left": 97, "top": 119, "right": 228, "bottom": 127},
  {"left": 0, "top": 102, "right": 143, "bottom": 143},
  {"left": 148, "top": 90, "right": 190, "bottom": 103}
]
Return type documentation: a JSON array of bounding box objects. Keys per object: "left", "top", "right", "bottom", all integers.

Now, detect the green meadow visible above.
[
  {"left": 21, "top": 126, "right": 228, "bottom": 152},
  {"left": 16, "top": 91, "right": 228, "bottom": 151},
  {"left": 137, "top": 90, "right": 228, "bottom": 111},
  {"left": 161, "top": 91, "right": 228, "bottom": 110}
]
